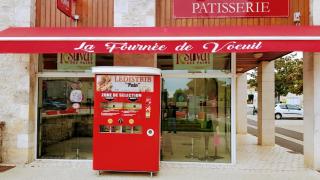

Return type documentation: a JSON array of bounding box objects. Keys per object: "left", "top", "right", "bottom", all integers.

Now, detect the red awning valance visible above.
[{"left": 1, "top": 26, "right": 320, "bottom": 53}]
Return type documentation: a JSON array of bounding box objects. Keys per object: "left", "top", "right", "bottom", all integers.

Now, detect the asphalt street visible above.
[{"left": 247, "top": 118, "right": 304, "bottom": 154}]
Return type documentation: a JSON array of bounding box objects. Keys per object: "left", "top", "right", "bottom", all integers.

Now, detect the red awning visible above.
[{"left": 1, "top": 26, "right": 320, "bottom": 53}]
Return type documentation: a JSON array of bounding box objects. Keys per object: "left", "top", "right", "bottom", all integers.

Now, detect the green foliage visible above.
[
  {"left": 247, "top": 68, "right": 257, "bottom": 90},
  {"left": 173, "top": 88, "right": 186, "bottom": 101},
  {"left": 247, "top": 53, "right": 303, "bottom": 101}
]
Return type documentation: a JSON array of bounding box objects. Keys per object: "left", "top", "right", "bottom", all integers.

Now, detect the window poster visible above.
[
  {"left": 174, "top": 53, "right": 214, "bottom": 70},
  {"left": 58, "top": 53, "right": 96, "bottom": 71}
]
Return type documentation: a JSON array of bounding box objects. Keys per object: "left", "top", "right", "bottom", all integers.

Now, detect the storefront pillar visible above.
[
  {"left": 0, "top": 0, "right": 36, "bottom": 164},
  {"left": 257, "top": 61, "right": 275, "bottom": 146},
  {"left": 114, "top": 0, "right": 156, "bottom": 67},
  {"left": 236, "top": 73, "right": 247, "bottom": 134},
  {"left": 303, "top": 0, "right": 320, "bottom": 170},
  {"left": 303, "top": 52, "right": 320, "bottom": 170}
]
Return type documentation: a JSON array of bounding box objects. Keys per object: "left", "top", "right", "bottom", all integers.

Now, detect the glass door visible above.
[
  {"left": 37, "top": 77, "right": 94, "bottom": 159},
  {"left": 161, "top": 77, "right": 232, "bottom": 163}
]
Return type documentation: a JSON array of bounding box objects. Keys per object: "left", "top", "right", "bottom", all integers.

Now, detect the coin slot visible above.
[
  {"left": 147, "top": 129, "right": 154, "bottom": 137},
  {"left": 100, "top": 102, "right": 123, "bottom": 110},
  {"left": 123, "top": 103, "right": 142, "bottom": 110}
]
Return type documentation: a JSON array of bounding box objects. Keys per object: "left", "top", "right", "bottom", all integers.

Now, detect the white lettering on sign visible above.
[
  {"left": 203, "top": 41, "right": 263, "bottom": 53},
  {"left": 191, "top": 2, "right": 271, "bottom": 14},
  {"left": 74, "top": 42, "right": 96, "bottom": 52},
  {"left": 74, "top": 41, "right": 263, "bottom": 54},
  {"left": 104, "top": 42, "right": 167, "bottom": 53},
  {"left": 175, "top": 42, "right": 194, "bottom": 51}
]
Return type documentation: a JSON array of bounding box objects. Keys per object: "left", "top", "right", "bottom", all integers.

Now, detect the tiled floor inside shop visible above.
[
  {"left": 1, "top": 134, "right": 320, "bottom": 180},
  {"left": 40, "top": 137, "right": 92, "bottom": 160}
]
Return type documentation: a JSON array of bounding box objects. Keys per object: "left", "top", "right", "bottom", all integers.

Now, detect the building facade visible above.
[{"left": 0, "top": 0, "right": 319, "bottom": 171}]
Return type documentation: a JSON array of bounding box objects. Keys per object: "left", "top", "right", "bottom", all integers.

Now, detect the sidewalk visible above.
[{"left": 1, "top": 134, "right": 319, "bottom": 180}]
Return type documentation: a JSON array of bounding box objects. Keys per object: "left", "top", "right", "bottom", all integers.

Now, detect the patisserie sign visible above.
[{"left": 173, "top": 0, "right": 289, "bottom": 18}]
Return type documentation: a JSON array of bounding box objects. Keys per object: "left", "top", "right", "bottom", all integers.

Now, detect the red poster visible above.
[
  {"left": 57, "top": 0, "right": 72, "bottom": 17},
  {"left": 173, "top": 0, "right": 289, "bottom": 18}
]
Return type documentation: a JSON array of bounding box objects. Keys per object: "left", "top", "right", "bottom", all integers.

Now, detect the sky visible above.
[
  {"left": 284, "top": 51, "right": 303, "bottom": 59},
  {"left": 247, "top": 51, "right": 303, "bottom": 80}
]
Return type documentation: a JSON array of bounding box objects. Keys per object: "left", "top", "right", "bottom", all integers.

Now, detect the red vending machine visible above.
[{"left": 92, "top": 67, "right": 161, "bottom": 176}]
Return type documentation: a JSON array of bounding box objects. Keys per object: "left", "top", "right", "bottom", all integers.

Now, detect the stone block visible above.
[{"left": 114, "top": 0, "right": 155, "bottom": 27}]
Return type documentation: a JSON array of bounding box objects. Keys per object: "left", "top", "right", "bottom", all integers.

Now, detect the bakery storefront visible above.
[
  {"left": 2, "top": 26, "right": 320, "bottom": 165},
  {"left": 0, "top": 0, "right": 316, "bottom": 166}
]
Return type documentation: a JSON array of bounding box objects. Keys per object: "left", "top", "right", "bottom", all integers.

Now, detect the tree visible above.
[
  {"left": 247, "top": 68, "right": 257, "bottom": 90},
  {"left": 247, "top": 53, "right": 303, "bottom": 102}
]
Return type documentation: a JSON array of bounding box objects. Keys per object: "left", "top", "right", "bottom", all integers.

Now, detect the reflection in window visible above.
[{"left": 161, "top": 78, "right": 231, "bottom": 163}]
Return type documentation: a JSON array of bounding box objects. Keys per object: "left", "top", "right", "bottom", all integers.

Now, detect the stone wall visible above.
[{"left": 0, "top": 0, "right": 36, "bottom": 164}]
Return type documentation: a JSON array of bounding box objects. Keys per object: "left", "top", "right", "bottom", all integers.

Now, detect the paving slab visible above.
[{"left": 0, "top": 135, "right": 319, "bottom": 180}]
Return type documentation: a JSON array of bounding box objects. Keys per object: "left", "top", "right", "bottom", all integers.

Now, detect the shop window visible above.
[
  {"left": 161, "top": 77, "right": 232, "bottom": 163},
  {"left": 37, "top": 77, "right": 94, "bottom": 159}
]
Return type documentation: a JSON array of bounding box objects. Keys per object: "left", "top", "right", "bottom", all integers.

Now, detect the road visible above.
[{"left": 247, "top": 117, "right": 304, "bottom": 154}]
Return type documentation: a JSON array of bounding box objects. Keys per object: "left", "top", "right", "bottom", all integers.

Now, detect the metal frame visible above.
[
  {"left": 35, "top": 71, "right": 93, "bottom": 160},
  {"left": 231, "top": 52, "right": 237, "bottom": 165}
]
